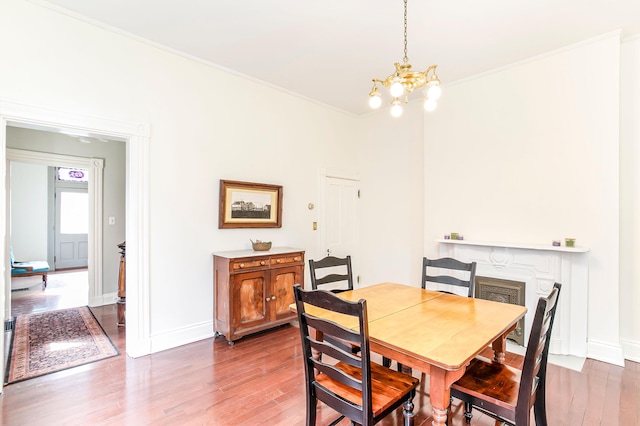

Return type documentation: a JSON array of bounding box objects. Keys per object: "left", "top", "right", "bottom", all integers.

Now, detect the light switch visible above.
[{"left": 108, "top": 216, "right": 116, "bottom": 225}]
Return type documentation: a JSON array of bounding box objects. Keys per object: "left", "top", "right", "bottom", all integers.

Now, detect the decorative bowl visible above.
[{"left": 251, "top": 240, "right": 272, "bottom": 251}]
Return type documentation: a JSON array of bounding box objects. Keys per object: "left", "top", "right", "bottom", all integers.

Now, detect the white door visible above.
[
  {"left": 322, "top": 176, "right": 360, "bottom": 284},
  {"left": 54, "top": 186, "right": 89, "bottom": 269}
]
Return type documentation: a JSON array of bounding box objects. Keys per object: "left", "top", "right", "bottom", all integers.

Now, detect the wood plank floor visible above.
[{"left": 3, "top": 275, "right": 639, "bottom": 425}]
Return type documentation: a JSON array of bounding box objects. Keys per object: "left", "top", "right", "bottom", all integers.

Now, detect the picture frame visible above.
[{"left": 219, "top": 180, "right": 283, "bottom": 228}]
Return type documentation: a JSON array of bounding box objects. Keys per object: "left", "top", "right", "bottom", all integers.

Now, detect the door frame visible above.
[
  {"left": 9, "top": 149, "right": 101, "bottom": 298},
  {"left": 0, "top": 101, "right": 152, "bottom": 390}
]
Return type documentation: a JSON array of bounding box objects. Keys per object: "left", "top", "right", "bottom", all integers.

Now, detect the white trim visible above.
[
  {"left": 621, "top": 338, "right": 640, "bottom": 363},
  {"left": 587, "top": 338, "right": 626, "bottom": 367},
  {"left": 26, "top": 0, "right": 354, "bottom": 118},
  {"left": 6, "top": 148, "right": 104, "bottom": 306},
  {"left": 446, "top": 30, "right": 623, "bottom": 89},
  {"left": 0, "top": 99, "right": 152, "bottom": 361},
  {"left": 150, "top": 321, "right": 215, "bottom": 354}
]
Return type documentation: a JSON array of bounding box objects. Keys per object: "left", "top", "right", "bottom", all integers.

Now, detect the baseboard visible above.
[
  {"left": 89, "top": 291, "right": 118, "bottom": 307},
  {"left": 150, "top": 320, "right": 215, "bottom": 354},
  {"left": 621, "top": 338, "right": 640, "bottom": 363},
  {"left": 587, "top": 339, "right": 625, "bottom": 366}
]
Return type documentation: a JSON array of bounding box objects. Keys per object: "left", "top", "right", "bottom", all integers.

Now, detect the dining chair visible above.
[
  {"left": 308, "top": 255, "right": 360, "bottom": 355},
  {"left": 383, "top": 256, "right": 478, "bottom": 370},
  {"left": 450, "top": 282, "right": 562, "bottom": 425},
  {"left": 422, "top": 256, "right": 477, "bottom": 297},
  {"left": 308, "top": 255, "right": 354, "bottom": 293},
  {"left": 293, "top": 285, "right": 419, "bottom": 426}
]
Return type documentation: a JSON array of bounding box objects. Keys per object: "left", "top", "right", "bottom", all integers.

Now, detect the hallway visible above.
[{"left": 10, "top": 268, "right": 88, "bottom": 316}]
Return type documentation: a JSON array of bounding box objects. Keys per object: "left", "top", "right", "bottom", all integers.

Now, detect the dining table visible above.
[{"left": 299, "top": 282, "right": 527, "bottom": 426}]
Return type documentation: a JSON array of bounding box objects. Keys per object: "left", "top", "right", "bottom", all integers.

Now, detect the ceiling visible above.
[{"left": 34, "top": 0, "right": 640, "bottom": 116}]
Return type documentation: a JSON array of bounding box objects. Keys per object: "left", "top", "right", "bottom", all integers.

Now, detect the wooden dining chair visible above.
[
  {"left": 308, "top": 255, "right": 354, "bottom": 293},
  {"left": 450, "top": 283, "right": 562, "bottom": 425},
  {"left": 422, "top": 256, "right": 477, "bottom": 297},
  {"left": 293, "top": 285, "right": 419, "bottom": 426},
  {"left": 308, "top": 255, "right": 360, "bottom": 355}
]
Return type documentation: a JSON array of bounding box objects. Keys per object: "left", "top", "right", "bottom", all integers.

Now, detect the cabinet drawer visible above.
[
  {"left": 270, "top": 253, "right": 303, "bottom": 267},
  {"left": 231, "top": 258, "right": 269, "bottom": 271}
]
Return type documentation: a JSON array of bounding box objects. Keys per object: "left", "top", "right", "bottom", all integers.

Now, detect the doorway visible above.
[{"left": 1, "top": 100, "right": 152, "bottom": 390}]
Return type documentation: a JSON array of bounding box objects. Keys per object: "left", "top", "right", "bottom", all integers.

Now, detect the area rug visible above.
[{"left": 5, "top": 306, "right": 119, "bottom": 384}]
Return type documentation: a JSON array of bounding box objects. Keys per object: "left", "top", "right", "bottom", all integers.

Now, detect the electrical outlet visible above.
[{"left": 108, "top": 216, "right": 116, "bottom": 225}]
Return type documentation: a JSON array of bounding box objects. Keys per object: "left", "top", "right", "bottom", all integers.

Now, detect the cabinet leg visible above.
[{"left": 116, "top": 297, "right": 126, "bottom": 327}]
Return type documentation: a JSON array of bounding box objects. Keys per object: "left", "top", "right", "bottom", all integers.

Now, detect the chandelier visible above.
[{"left": 368, "top": 0, "right": 441, "bottom": 117}]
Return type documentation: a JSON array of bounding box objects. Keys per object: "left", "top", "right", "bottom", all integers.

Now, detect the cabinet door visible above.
[
  {"left": 270, "top": 265, "right": 302, "bottom": 322},
  {"left": 231, "top": 270, "right": 269, "bottom": 333}
]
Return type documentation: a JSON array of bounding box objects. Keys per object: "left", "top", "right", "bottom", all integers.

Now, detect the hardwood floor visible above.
[{"left": 2, "top": 279, "right": 639, "bottom": 425}]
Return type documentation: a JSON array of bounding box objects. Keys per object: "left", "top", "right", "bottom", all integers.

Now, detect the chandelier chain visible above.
[{"left": 403, "top": 0, "right": 408, "bottom": 63}]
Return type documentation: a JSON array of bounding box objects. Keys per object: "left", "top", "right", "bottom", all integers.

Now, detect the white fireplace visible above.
[{"left": 437, "top": 239, "right": 589, "bottom": 357}]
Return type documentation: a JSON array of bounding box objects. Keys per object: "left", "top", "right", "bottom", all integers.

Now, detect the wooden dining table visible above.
[{"left": 300, "top": 282, "right": 527, "bottom": 426}]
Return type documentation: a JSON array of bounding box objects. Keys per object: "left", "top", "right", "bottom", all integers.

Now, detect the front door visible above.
[{"left": 54, "top": 170, "right": 89, "bottom": 269}]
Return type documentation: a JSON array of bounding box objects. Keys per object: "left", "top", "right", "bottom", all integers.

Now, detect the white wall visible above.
[
  {"left": 357, "top": 102, "right": 425, "bottom": 287},
  {"left": 424, "top": 33, "right": 623, "bottom": 364},
  {"left": 0, "top": 0, "right": 358, "bottom": 352},
  {"left": 10, "top": 163, "right": 48, "bottom": 260},
  {"left": 620, "top": 35, "right": 640, "bottom": 362}
]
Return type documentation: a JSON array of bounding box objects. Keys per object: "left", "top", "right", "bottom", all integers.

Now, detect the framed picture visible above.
[{"left": 219, "top": 180, "right": 283, "bottom": 228}]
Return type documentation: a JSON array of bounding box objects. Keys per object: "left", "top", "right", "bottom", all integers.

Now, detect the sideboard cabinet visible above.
[{"left": 213, "top": 247, "right": 305, "bottom": 344}]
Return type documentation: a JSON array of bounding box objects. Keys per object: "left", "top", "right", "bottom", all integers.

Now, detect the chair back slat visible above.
[
  {"left": 516, "top": 283, "right": 561, "bottom": 424},
  {"left": 422, "top": 257, "right": 477, "bottom": 297},
  {"left": 309, "top": 256, "right": 354, "bottom": 292}
]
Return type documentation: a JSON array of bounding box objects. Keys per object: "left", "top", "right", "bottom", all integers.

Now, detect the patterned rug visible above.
[{"left": 5, "top": 306, "right": 119, "bottom": 384}]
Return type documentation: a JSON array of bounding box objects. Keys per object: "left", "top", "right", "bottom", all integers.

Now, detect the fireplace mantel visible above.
[
  {"left": 437, "top": 239, "right": 589, "bottom": 357},
  {"left": 436, "top": 238, "right": 589, "bottom": 253}
]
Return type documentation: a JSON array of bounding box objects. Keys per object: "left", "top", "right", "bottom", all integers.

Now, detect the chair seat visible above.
[
  {"left": 316, "top": 361, "right": 419, "bottom": 417},
  {"left": 11, "top": 261, "right": 50, "bottom": 274},
  {"left": 451, "top": 355, "right": 521, "bottom": 415}
]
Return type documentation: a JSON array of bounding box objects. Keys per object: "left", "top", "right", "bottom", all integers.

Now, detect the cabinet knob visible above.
[
  {"left": 294, "top": 257, "right": 300, "bottom": 261},
  {"left": 271, "top": 295, "right": 277, "bottom": 300},
  {"left": 239, "top": 263, "right": 244, "bottom": 268},
  {"left": 276, "top": 259, "right": 281, "bottom": 263},
  {"left": 260, "top": 261, "right": 266, "bottom": 265},
  {"left": 265, "top": 297, "right": 271, "bottom": 302}
]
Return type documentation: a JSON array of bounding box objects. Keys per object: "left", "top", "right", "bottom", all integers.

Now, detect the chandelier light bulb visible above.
[
  {"left": 369, "top": 94, "right": 382, "bottom": 109},
  {"left": 391, "top": 102, "right": 403, "bottom": 117},
  {"left": 424, "top": 98, "right": 437, "bottom": 112},
  {"left": 427, "top": 84, "right": 442, "bottom": 100},
  {"left": 390, "top": 80, "right": 404, "bottom": 98}
]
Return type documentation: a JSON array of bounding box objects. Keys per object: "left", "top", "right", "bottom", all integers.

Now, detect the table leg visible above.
[
  {"left": 429, "top": 366, "right": 465, "bottom": 426},
  {"left": 492, "top": 324, "right": 517, "bottom": 363},
  {"left": 310, "top": 328, "right": 323, "bottom": 361}
]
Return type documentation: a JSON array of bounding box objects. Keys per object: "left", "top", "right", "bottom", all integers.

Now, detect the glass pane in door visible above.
[{"left": 59, "top": 192, "right": 88, "bottom": 234}]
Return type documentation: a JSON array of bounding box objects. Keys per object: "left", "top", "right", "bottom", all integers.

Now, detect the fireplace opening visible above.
[{"left": 474, "top": 276, "right": 526, "bottom": 345}]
